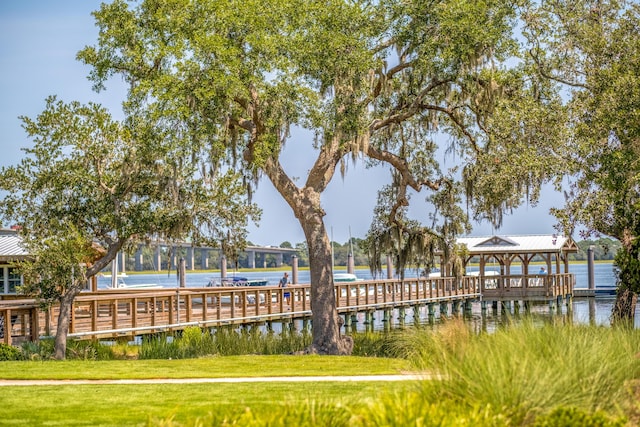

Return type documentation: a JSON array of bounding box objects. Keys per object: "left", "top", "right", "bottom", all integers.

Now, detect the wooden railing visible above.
[
  {"left": 478, "top": 273, "right": 575, "bottom": 299},
  {"left": 0, "top": 274, "right": 572, "bottom": 345}
]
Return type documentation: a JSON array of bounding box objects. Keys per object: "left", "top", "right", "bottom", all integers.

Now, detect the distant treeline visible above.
[
  {"left": 268, "top": 237, "right": 622, "bottom": 267},
  {"left": 250, "top": 238, "right": 369, "bottom": 268},
  {"left": 571, "top": 237, "right": 621, "bottom": 261},
  {"left": 126, "top": 236, "right": 620, "bottom": 271},
  {"left": 246, "top": 237, "right": 620, "bottom": 268}
]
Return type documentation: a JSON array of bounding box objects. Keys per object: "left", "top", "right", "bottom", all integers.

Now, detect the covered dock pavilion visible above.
[{"left": 455, "top": 234, "right": 578, "bottom": 306}]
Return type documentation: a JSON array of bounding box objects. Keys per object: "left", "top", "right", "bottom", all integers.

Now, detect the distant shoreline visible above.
[{"left": 107, "top": 259, "right": 614, "bottom": 276}]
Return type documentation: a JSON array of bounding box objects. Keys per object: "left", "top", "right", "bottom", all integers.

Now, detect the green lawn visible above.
[
  {"left": 0, "top": 381, "right": 419, "bottom": 426},
  {"left": 0, "top": 355, "right": 412, "bottom": 380},
  {"left": 0, "top": 356, "right": 417, "bottom": 426}
]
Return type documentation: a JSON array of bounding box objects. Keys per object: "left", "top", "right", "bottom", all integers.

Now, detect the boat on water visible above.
[
  {"left": 99, "top": 272, "right": 128, "bottom": 278},
  {"left": 105, "top": 280, "right": 162, "bottom": 290},
  {"left": 333, "top": 273, "right": 362, "bottom": 282},
  {"left": 207, "top": 276, "right": 269, "bottom": 287}
]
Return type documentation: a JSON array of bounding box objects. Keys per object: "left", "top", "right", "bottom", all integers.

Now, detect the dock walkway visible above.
[{"left": 0, "top": 273, "right": 573, "bottom": 345}]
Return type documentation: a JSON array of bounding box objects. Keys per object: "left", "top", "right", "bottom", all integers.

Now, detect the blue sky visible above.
[{"left": 0, "top": 1, "right": 567, "bottom": 246}]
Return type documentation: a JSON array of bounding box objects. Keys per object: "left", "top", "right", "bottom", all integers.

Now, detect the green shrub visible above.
[
  {"left": 138, "top": 326, "right": 313, "bottom": 359},
  {"left": 0, "top": 343, "right": 23, "bottom": 361},
  {"left": 139, "top": 333, "right": 184, "bottom": 359},
  {"left": 398, "top": 319, "right": 640, "bottom": 422},
  {"left": 357, "top": 390, "right": 510, "bottom": 427},
  {"left": 20, "top": 339, "right": 54, "bottom": 360},
  {"left": 66, "top": 339, "right": 117, "bottom": 360},
  {"left": 533, "top": 407, "right": 626, "bottom": 427},
  {"left": 186, "top": 400, "right": 354, "bottom": 427},
  {"left": 351, "top": 331, "right": 396, "bottom": 357}
]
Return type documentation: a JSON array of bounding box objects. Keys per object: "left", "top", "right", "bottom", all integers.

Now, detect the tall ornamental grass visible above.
[
  {"left": 387, "top": 319, "right": 640, "bottom": 423},
  {"left": 139, "top": 326, "right": 313, "bottom": 359}
]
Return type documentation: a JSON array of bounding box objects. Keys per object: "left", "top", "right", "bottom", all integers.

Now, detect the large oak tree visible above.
[{"left": 78, "top": 0, "right": 558, "bottom": 354}]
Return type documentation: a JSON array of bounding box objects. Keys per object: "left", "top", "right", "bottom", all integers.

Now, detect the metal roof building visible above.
[{"left": 0, "top": 229, "right": 28, "bottom": 262}]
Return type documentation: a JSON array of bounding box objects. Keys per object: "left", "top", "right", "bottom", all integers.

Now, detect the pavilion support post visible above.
[
  {"left": 513, "top": 300, "right": 520, "bottom": 315},
  {"left": 480, "top": 300, "right": 487, "bottom": 315}
]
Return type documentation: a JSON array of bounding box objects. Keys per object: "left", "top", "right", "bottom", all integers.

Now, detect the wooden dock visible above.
[{"left": 0, "top": 273, "right": 573, "bottom": 345}]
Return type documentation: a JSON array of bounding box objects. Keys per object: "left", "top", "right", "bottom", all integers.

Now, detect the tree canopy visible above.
[
  {"left": 521, "top": 0, "right": 640, "bottom": 317},
  {"left": 71, "top": 0, "right": 560, "bottom": 354},
  {"left": 0, "top": 97, "right": 257, "bottom": 358}
]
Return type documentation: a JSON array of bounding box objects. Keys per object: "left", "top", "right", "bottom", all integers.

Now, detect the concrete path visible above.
[{"left": 0, "top": 374, "right": 428, "bottom": 387}]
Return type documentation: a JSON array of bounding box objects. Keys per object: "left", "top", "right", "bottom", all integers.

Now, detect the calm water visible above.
[
  {"left": 97, "top": 262, "right": 639, "bottom": 329},
  {"left": 99, "top": 262, "right": 617, "bottom": 288}
]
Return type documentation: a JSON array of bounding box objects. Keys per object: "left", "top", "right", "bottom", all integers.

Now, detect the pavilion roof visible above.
[{"left": 458, "top": 234, "right": 578, "bottom": 255}]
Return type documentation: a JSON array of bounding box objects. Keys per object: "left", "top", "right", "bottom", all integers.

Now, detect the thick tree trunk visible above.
[
  {"left": 260, "top": 141, "right": 352, "bottom": 354},
  {"left": 611, "top": 235, "right": 639, "bottom": 325},
  {"left": 612, "top": 288, "right": 637, "bottom": 327},
  {"left": 300, "top": 213, "right": 353, "bottom": 355},
  {"left": 53, "top": 290, "right": 79, "bottom": 360}
]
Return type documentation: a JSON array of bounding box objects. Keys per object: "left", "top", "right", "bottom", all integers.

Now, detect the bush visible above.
[
  {"left": 400, "top": 320, "right": 640, "bottom": 423},
  {"left": 533, "top": 407, "right": 626, "bottom": 427},
  {"left": 20, "top": 339, "right": 54, "bottom": 360},
  {"left": 66, "top": 339, "right": 117, "bottom": 360},
  {"left": 138, "top": 326, "right": 313, "bottom": 359},
  {"left": 0, "top": 343, "right": 23, "bottom": 361},
  {"left": 351, "top": 331, "right": 396, "bottom": 357}
]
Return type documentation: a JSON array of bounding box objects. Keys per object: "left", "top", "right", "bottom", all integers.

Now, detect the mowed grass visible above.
[
  {"left": 0, "top": 355, "right": 413, "bottom": 380},
  {"left": 0, "top": 381, "right": 420, "bottom": 427},
  {"left": 2, "top": 323, "right": 639, "bottom": 426},
  {"left": 0, "top": 356, "right": 417, "bottom": 426}
]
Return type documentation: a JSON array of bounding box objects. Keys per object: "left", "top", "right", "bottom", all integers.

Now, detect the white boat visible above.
[
  {"left": 333, "top": 273, "right": 362, "bottom": 282},
  {"left": 105, "top": 280, "right": 162, "bottom": 290},
  {"left": 99, "top": 272, "right": 128, "bottom": 278},
  {"left": 207, "top": 276, "right": 269, "bottom": 287}
]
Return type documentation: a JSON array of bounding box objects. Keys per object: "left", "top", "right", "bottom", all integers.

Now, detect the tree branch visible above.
[{"left": 366, "top": 145, "right": 441, "bottom": 192}]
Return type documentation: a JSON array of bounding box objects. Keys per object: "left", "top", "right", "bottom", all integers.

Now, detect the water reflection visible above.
[{"left": 341, "top": 296, "right": 639, "bottom": 334}]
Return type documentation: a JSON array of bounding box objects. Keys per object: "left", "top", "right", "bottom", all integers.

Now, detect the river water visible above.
[{"left": 97, "top": 262, "right": 639, "bottom": 329}]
